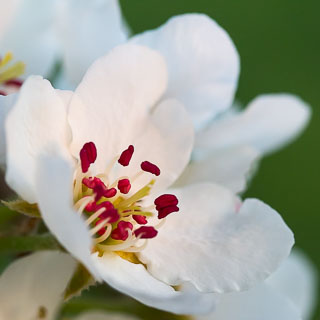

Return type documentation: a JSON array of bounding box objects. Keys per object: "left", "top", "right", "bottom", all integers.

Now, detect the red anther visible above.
[
  {"left": 5, "top": 79, "right": 23, "bottom": 88},
  {"left": 141, "top": 161, "right": 160, "bottom": 176},
  {"left": 95, "top": 219, "right": 107, "bottom": 236},
  {"left": 118, "top": 178, "right": 131, "bottom": 194},
  {"left": 85, "top": 200, "right": 97, "bottom": 212},
  {"left": 154, "top": 194, "right": 178, "bottom": 208},
  {"left": 118, "top": 145, "right": 134, "bottom": 166},
  {"left": 133, "top": 215, "right": 147, "bottom": 225},
  {"left": 100, "top": 208, "right": 120, "bottom": 223},
  {"left": 111, "top": 221, "right": 133, "bottom": 241},
  {"left": 134, "top": 226, "right": 158, "bottom": 239},
  {"left": 157, "top": 205, "right": 179, "bottom": 219},
  {"left": 83, "top": 177, "right": 117, "bottom": 201},
  {"left": 80, "top": 142, "right": 97, "bottom": 173},
  {"left": 104, "top": 187, "right": 117, "bottom": 198},
  {"left": 0, "top": 90, "right": 7, "bottom": 96}
]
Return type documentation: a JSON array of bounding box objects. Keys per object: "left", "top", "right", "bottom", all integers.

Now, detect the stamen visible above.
[
  {"left": 80, "top": 142, "right": 97, "bottom": 173},
  {"left": 118, "top": 145, "right": 134, "bottom": 166},
  {"left": 83, "top": 177, "right": 117, "bottom": 201},
  {"left": 154, "top": 194, "right": 178, "bottom": 208},
  {"left": 5, "top": 79, "right": 23, "bottom": 88},
  {"left": 111, "top": 221, "right": 133, "bottom": 241},
  {"left": 132, "top": 215, "right": 147, "bottom": 225},
  {"left": 90, "top": 218, "right": 110, "bottom": 236},
  {"left": 117, "top": 180, "right": 155, "bottom": 209},
  {"left": 134, "top": 226, "right": 158, "bottom": 239},
  {"left": 122, "top": 240, "right": 148, "bottom": 252},
  {"left": 157, "top": 205, "right": 179, "bottom": 219},
  {"left": 141, "top": 161, "right": 160, "bottom": 176},
  {"left": 154, "top": 194, "right": 179, "bottom": 219},
  {"left": 86, "top": 207, "right": 107, "bottom": 225},
  {"left": 75, "top": 196, "right": 95, "bottom": 215},
  {"left": 118, "top": 178, "right": 131, "bottom": 194},
  {"left": 94, "top": 224, "right": 112, "bottom": 243}
]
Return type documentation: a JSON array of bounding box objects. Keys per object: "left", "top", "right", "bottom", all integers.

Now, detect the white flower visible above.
[
  {"left": 0, "top": 0, "right": 59, "bottom": 77},
  {"left": 127, "top": 14, "right": 311, "bottom": 193},
  {"left": 5, "top": 43, "right": 294, "bottom": 314},
  {"left": 0, "top": 93, "right": 16, "bottom": 166},
  {"left": 0, "top": 251, "right": 76, "bottom": 320},
  {"left": 58, "top": 11, "right": 311, "bottom": 192},
  {"left": 0, "top": 251, "right": 138, "bottom": 320},
  {"left": 194, "top": 250, "right": 318, "bottom": 320},
  {"left": 0, "top": 0, "right": 127, "bottom": 81}
]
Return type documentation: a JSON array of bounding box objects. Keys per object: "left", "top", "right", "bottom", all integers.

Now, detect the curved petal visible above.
[
  {"left": 175, "top": 146, "right": 260, "bottom": 193},
  {"left": 0, "top": 251, "right": 76, "bottom": 320},
  {"left": 0, "top": 0, "right": 58, "bottom": 77},
  {"left": 35, "top": 154, "right": 101, "bottom": 281},
  {"left": 5, "top": 76, "right": 71, "bottom": 203},
  {"left": 0, "top": 93, "right": 17, "bottom": 167},
  {"left": 267, "top": 249, "right": 318, "bottom": 319},
  {"left": 196, "top": 94, "right": 311, "bottom": 155},
  {"left": 57, "top": 0, "right": 128, "bottom": 85},
  {"left": 131, "top": 13, "right": 240, "bottom": 129},
  {"left": 197, "top": 284, "right": 301, "bottom": 320},
  {"left": 68, "top": 44, "right": 168, "bottom": 172},
  {"left": 109, "top": 98, "right": 194, "bottom": 193},
  {"left": 138, "top": 183, "right": 294, "bottom": 293},
  {"left": 92, "top": 252, "right": 215, "bottom": 315},
  {"left": 75, "top": 311, "right": 139, "bottom": 320}
]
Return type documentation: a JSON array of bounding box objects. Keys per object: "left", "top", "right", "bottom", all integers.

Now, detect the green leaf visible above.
[
  {"left": 0, "top": 234, "right": 61, "bottom": 253},
  {"left": 2, "top": 199, "right": 41, "bottom": 218},
  {"left": 64, "top": 263, "right": 96, "bottom": 301}
]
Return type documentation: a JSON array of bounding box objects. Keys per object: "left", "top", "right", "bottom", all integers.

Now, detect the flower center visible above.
[
  {"left": 0, "top": 52, "right": 24, "bottom": 96},
  {"left": 73, "top": 142, "right": 179, "bottom": 255}
]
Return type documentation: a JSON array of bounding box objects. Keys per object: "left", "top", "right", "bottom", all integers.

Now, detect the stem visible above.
[{"left": 0, "top": 233, "right": 61, "bottom": 253}]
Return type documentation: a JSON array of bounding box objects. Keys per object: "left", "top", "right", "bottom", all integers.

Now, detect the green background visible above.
[{"left": 121, "top": 0, "right": 319, "bottom": 318}]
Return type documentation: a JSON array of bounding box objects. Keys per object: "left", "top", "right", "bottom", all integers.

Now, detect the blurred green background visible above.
[{"left": 121, "top": 0, "right": 319, "bottom": 318}]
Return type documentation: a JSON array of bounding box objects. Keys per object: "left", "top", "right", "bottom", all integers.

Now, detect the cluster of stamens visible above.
[
  {"left": 0, "top": 52, "right": 24, "bottom": 96},
  {"left": 73, "top": 142, "right": 179, "bottom": 254}
]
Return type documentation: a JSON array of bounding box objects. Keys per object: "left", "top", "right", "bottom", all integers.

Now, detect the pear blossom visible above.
[
  {"left": 127, "top": 14, "right": 311, "bottom": 193},
  {"left": 195, "top": 250, "right": 318, "bottom": 320},
  {"left": 0, "top": 0, "right": 127, "bottom": 81},
  {"left": 4, "top": 43, "right": 294, "bottom": 314},
  {"left": 0, "top": 0, "right": 58, "bottom": 77},
  {"left": 59, "top": 11, "right": 311, "bottom": 192},
  {"left": 0, "top": 52, "right": 24, "bottom": 96},
  {"left": 0, "top": 251, "right": 76, "bottom": 320},
  {"left": 0, "top": 251, "right": 138, "bottom": 320}
]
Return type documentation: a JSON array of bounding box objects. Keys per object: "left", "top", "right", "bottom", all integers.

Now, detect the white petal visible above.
[
  {"left": 131, "top": 14, "right": 239, "bottom": 129},
  {"left": 175, "top": 146, "right": 260, "bottom": 193},
  {"left": 57, "top": 0, "right": 128, "bottom": 85},
  {"left": 68, "top": 44, "right": 167, "bottom": 172},
  {"left": 197, "top": 283, "right": 301, "bottom": 320},
  {"left": 267, "top": 249, "right": 318, "bottom": 319},
  {"left": 196, "top": 94, "right": 311, "bottom": 155},
  {"left": 138, "top": 183, "right": 294, "bottom": 293},
  {"left": 75, "top": 311, "right": 139, "bottom": 320},
  {"left": 0, "top": 0, "right": 21, "bottom": 39},
  {"left": 35, "top": 154, "right": 101, "bottom": 281},
  {"left": 0, "top": 0, "right": 58, "bottom": 77},
  {"left": 0, "top": 251, "right": 76, "bottom": 320},
  {"left": 109, "top": 98, "right": 194, "bottom": 193},
  {"left": 92, "top": 252, "right": 215, "bottom": 315},
  {"left": 5, "top": 76, "right": 71, "bottom": 203},
  {"left": 0, "top": 93, "right": 17, "bottom": 167}
]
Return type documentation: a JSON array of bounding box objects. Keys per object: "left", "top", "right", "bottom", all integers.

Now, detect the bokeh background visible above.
[{"left": 120, "top": 0, "right": 320, "bottom": 318}]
